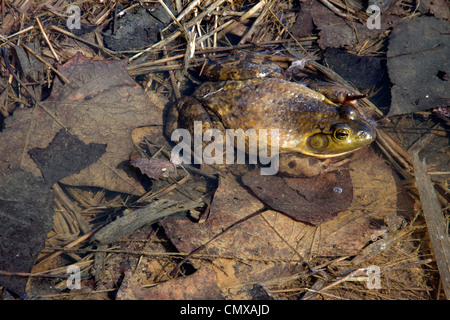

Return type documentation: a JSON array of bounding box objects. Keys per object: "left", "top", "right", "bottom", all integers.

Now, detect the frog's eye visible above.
[
  {"left": 333, "top": 125, "right": 351, "bottom": 141},
  {"left": 308, "top": 134, "right": 329, "bottom": 151}
]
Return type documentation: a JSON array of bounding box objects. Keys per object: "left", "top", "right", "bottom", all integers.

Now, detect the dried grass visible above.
[{"left": 0, "top": 0, "right": 447, "bottom": 300}]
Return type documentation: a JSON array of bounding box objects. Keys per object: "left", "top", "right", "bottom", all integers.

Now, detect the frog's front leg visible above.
[{"left": 278, "top": 153, "right": 351, "bottom": 177}]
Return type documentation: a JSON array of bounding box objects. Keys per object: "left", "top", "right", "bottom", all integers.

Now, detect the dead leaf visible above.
[
  {"left": 157, "top": 149, "right": 409, "bottom": 295},
  {"left": 418, "top": 0, "right": 450, "bottom": 20},
  {"left": 242, "top": 167, "right": 353, "bottom": 225},
  {"left": 324, "top": 48, "right": 385, "bottom": 90},
  {"left": 290, "top": 2, "right": 315, "bottom": 38},
  {"left": 311, "top": 2, "right": 356, "bottom": 49},
  {"left": 387, "top": 16, "right": 450, "bottom": 116},
  {"left": 29, "top": 129, "right": 106, "bottom": 186},
  {"left": 0, "top": 52, "right": 163, "bottom": 195},
  {"left": 0, "top": 171, "right": 54, "bottom": 295},
  {"left": 130, "top": 158, "right": 176, "bottom": 179},
  {"left": 117, "top": 267, "right": 224, "bottom": 300},
  {"left": 300, "top": 0, "right": 402, "bottom": 49}
]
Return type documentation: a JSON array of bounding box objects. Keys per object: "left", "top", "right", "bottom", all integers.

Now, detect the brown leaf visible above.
[
  {"left": 117, "top": 267, "right": 224, "bottom": 300},
  {"left": 418, "top": 0, "right": 450, "bottom": 20},
  {"left": 0, "top": 52, "right": 163, "bottom": 194},
  {"left": 29, "top": 128, "right": 106, "bottom": 185},
  {"left": 387, "top": 16, "right": 450, "bottom": 116},
  {"left": 242, "top": 167, "right": 353, "bottom": 225},
  {"left": 130, "top": 158, "right": 176, "bottom": 179},
  {"left": 0, "top": 171, "right": 54, "bottom": 294},
  {"left": 301, "top": 0, "right": 402, "bottom": 49},
  {"left": 158, "top": 149, "right": 408, "bottom": 294}
]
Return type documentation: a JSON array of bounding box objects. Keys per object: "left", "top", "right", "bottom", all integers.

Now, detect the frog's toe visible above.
[{"left": 342, "top": 93, "right": 366, "bottom": 106}]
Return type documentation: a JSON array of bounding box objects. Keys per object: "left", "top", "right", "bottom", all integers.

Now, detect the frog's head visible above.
[{"left": 299, "top": 105, "right": 377, "bottom": 158}]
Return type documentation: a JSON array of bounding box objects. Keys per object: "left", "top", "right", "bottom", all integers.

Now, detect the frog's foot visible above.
[
  {"left": 278, "top": 154, "right": 351, "bottom": 178},
  {"left": 340, "top": 93, "right": 366, "bottom": 107},
  {"left": 319, "top": 157, "right": 352, "bottom": 173},
  {"left": 306, "top": 81, "right": 365, "bottom": 107}
]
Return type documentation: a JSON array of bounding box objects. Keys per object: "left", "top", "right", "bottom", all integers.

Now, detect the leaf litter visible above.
[
  {"left": 1, "top": 52, "right": 163, "bottom": 195},
  {"left": 0, "top": 0, "right": 447, "bottom": 300}
]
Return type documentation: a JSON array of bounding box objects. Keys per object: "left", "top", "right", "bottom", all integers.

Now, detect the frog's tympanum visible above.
[{"left": 166, "top": 54, "right": 376, "bottom": 177}]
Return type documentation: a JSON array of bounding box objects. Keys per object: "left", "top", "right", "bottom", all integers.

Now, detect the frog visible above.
[{"left": 165, "top": 53, "right": 376, "bottom": 177}]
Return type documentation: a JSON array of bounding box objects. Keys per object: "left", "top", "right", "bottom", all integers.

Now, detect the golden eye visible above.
[
  {"left": 308, "top": 134, "right": 329, "bottom": 151},
  {"left": 333, "top": 127, "right": 350, "bottom": 141}
]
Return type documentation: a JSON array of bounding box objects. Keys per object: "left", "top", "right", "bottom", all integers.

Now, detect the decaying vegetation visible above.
[{"left": 0, "top": 0, "right": 448, "bottom": 300}]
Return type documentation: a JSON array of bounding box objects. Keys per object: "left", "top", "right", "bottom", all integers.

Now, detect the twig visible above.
[
  {"left": 267, "top": 7, "right": 312, "bottom": 58},
  {"left": 0, "top": 25, "right": 35, "bottom": 42},
  {"left": 216, "top": 0, "right": 266, "bottom": 40},
  {"left": 52, "top": 183, "right": 91, "bottom": 233},
  {"left": 304, "top": 268, "right": 362, "bottom": 297},
  {"left": 33, "top": 226, "right": 101, "bottom": 270},
  {"left": 128, "top": 38, "right": 317, "bottom": 75},
  {"left": 22, "top": 43, "right": 70, "bottom": 84},
  {"left": 1, "top": 47, "right": 68, "bottom": 130},
  {"left": 170, "top": 207, "right": 268, "bottom": 277},
  {"left": 238, "top": 1, "right": 270, "bottom": 45},
  {"left": 129, "top": 0, "right": 227, "bottom": 62},
  {"left": 136, "top": 170, "right": 190, "bottom": 203},
  {"left": 317, "top": 0, "right": 359, "bottom": 22},
  {"left": 50, "top": 25, "right": 117, "bottom": 57},
  {"left": 174, "top": 0, "right": 202, "bottom": 23},
  {"left": 112, "top": 0, "right": 120, "bottom": 35},
  {"left": 52, "top": 247, "right": 302, "bottom": 264},
  {"left": 157, "top": 0, "right": 188, "bottom": 37},
  {"left": 413, "top": 153, "right": 450, "bottom": 299},
  {"left": 129, "top": 30, "right": 182, "bottom": 62},
  {"left": 36, "top": 17, "right": 60, "bottom": 64},
  {"left": 92, "top": 198, "right": 205, "bottom": 245},
  {"left": 0, "top": 269, "right": 70, "bottom": 279},
  {"left": 160, "top": 31, "right": 182, "bottom": 99}
]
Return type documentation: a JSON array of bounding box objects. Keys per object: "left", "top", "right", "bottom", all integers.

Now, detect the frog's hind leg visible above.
[
  {"left": 339, "top": 93, "right": 366, "bottom": 107},
  {"left": 306, "top": 81, "right": 364, "bottom": 106},
  {"left": 166, "top": 96, "right": 227, "bottom": 164}
]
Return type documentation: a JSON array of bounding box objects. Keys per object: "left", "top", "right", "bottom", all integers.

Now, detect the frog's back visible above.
[{"left": 194, "top": 77, "right": 339, "bottom": 133}]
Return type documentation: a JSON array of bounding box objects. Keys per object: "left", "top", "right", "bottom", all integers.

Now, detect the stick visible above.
[
  {"left": 129, "top": 0, "right": 227, "bottom": 62},
  {"left": 33, "top": 226, "right": 101, "bottom": 270},
  {"left": 92, "top": 198, "right": 205, "bottom": 245},
  {"left": 36, "top": 18, "right": 60, "bottom": 63},
  {"left": 170, "top": 207, "right": 267, "bottom": 277},
  {"left": 50, "top": 25, "right": 117, "bottom": 56},
  {"left": 52, "top": 183, "right": 91, "bottom": 233},
  {"left": 22, "top": 44, "right": 70, "bottom": 84},
  {"left": 412, "top": 153, "right": 450, "bottom": 299}
]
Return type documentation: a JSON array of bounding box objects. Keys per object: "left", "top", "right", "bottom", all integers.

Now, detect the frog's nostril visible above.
[{"left": 358, "top": 128, "right": 376, "bottom": 141}]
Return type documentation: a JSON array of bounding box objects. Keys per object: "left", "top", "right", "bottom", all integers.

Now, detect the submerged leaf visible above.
[
  {"left": 130, "top": 158, "right": 176, "bottom": 179},
  {"left": 0, "top": 52, "right": 163, "bottom": 194},
  {"left": 29, "top": 129, "right": 106, "bottom": 185},
  {"left": 0, "top": 171, "right": 54, "bottom": 295}
]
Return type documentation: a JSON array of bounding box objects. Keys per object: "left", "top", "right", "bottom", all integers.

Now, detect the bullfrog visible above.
[{"left": 165, "top": 54, "right": 376, "bottom": 176}]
